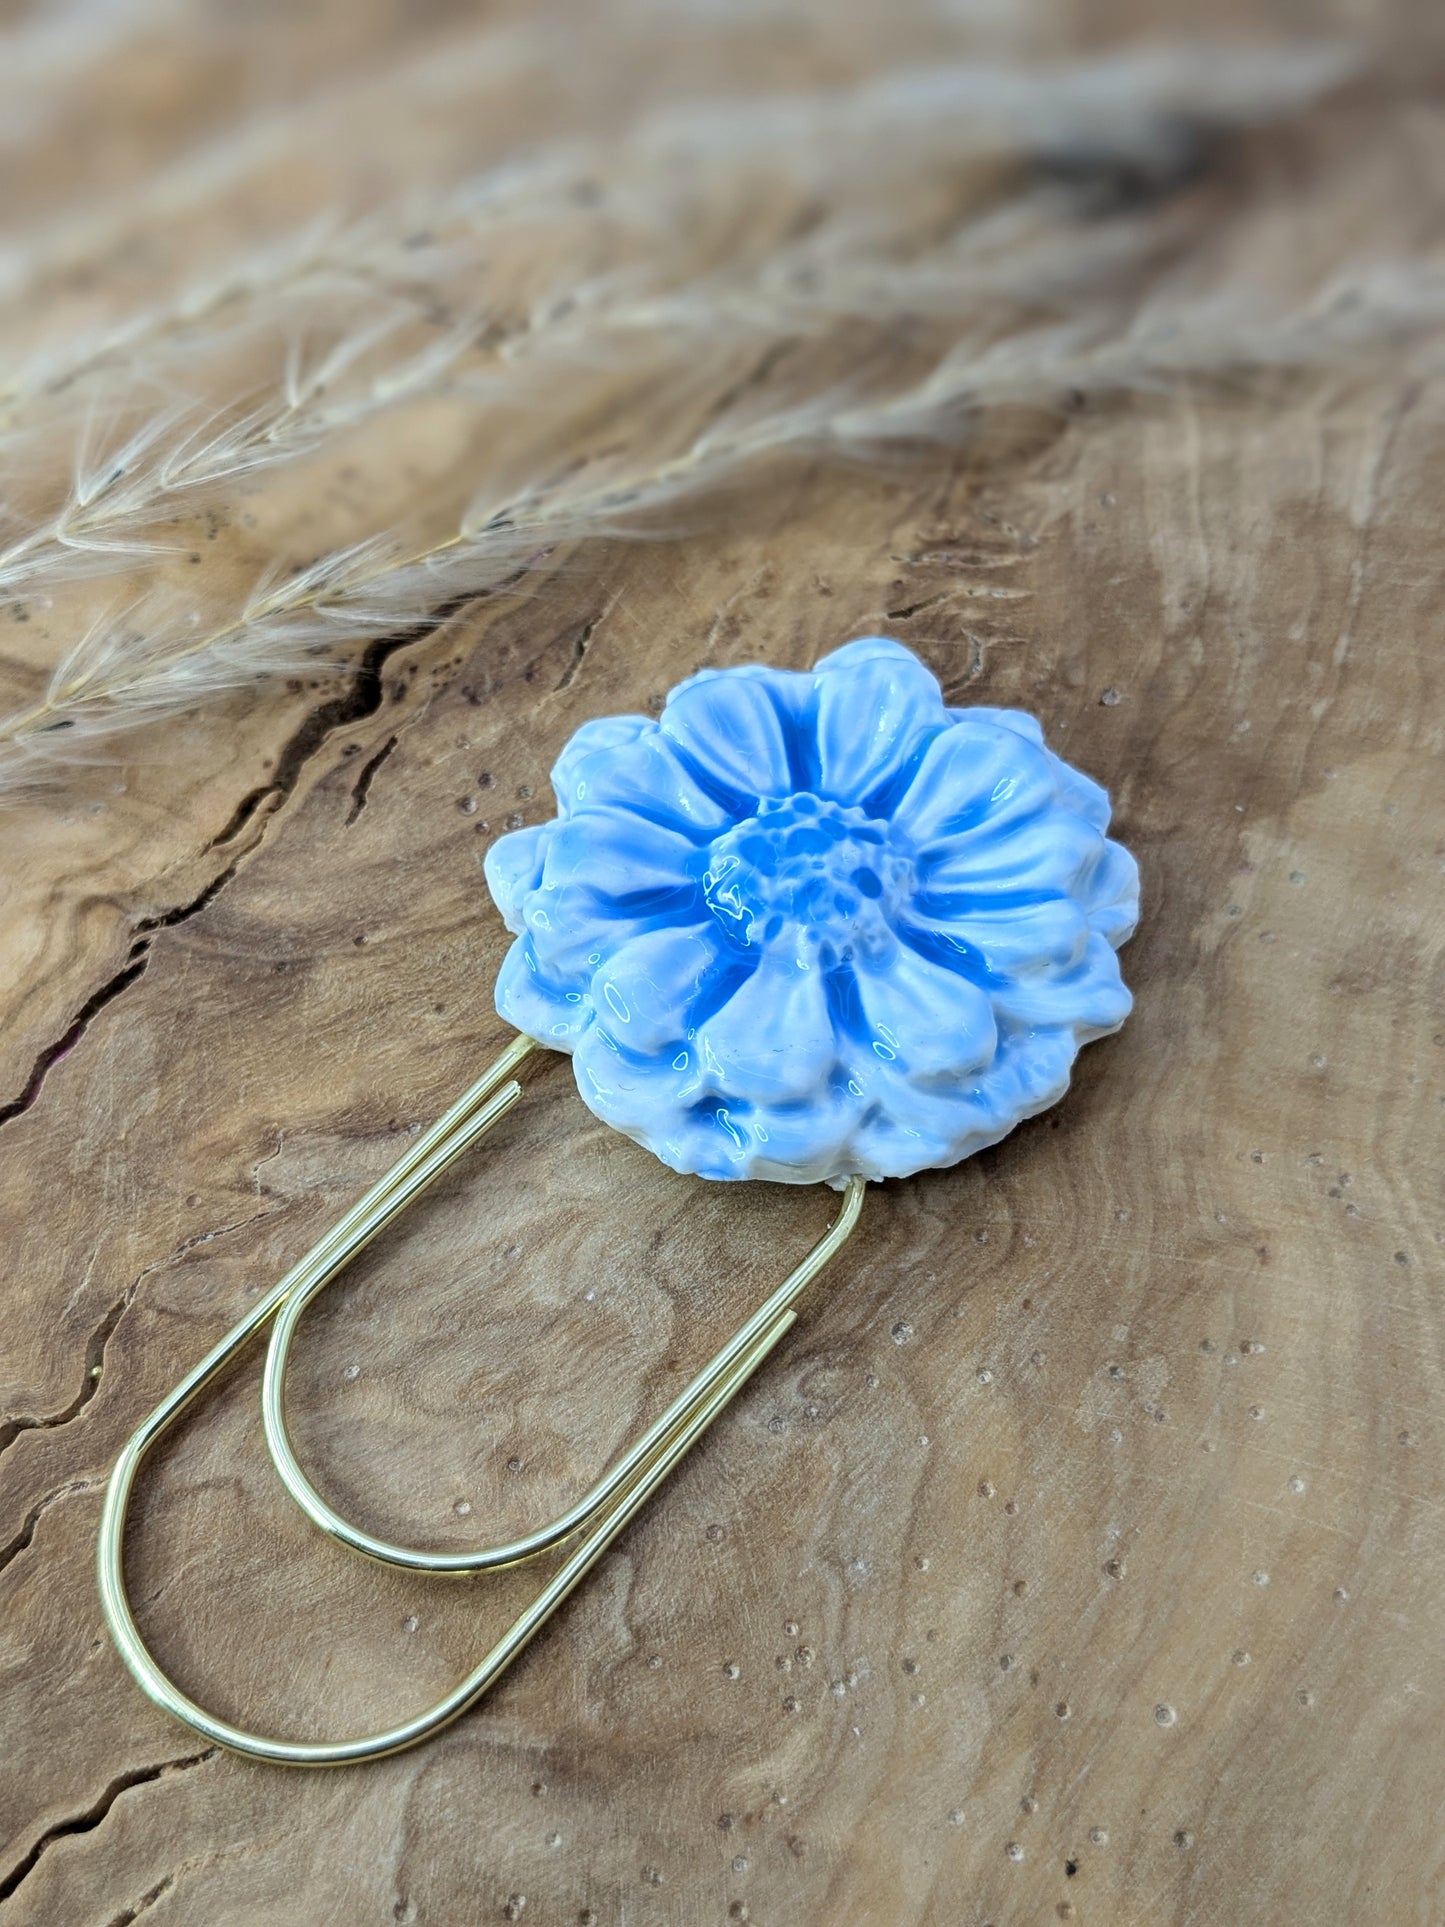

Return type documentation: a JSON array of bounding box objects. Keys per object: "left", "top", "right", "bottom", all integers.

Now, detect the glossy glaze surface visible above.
[{"left": 485, "top": 639, "right": 1139, "bottom": 1183}]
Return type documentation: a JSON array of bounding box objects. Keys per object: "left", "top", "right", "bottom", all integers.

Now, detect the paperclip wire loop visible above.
[
  {"left": 260, "top": 1161, "right": 866, "bottom": 1574},
  {"left": 98, "top": 1032, "right": 866, "bottom": 1766},
  {"left": 97, "top": 1040, "right": 532, "bottom": 1766},
  {"left": 103, "top": 1302, "right": 786, "bottom": 1766}
]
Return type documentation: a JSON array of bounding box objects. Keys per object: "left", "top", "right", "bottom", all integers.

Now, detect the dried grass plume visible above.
[{"left": 0, "top": 21, "right": 1435, "bottom": 797}]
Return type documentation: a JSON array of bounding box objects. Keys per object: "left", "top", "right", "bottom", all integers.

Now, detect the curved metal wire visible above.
[
  {"left": 97, "top": 1033, "right": 866, "bottom": 1767},
  {"left": 260, "top": 1159, "right": 865, "bottom": 1574}
]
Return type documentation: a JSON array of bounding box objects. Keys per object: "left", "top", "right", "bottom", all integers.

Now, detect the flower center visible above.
[{"left": 702, "top": 794, "right": 912, "bottom": 960}]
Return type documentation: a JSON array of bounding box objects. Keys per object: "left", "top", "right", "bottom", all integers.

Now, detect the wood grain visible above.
[{"left": 1, "top": 5, "right": 1442, "bottom": 1925}]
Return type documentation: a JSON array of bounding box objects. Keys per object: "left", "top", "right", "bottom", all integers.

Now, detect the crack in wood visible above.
[
  {"left": 0, "top": 1751, "right": 216, "bottom": 1906},
  {"left": 106, "top": 1872, "right": 174, "bottom": 1927},
  {"left": 0, "top": 837, "right": 273, "bottom": 1136},
  {"left": 553, "top": 604, "right": 610, "bottom": 693},
  {"left": 202, "top": 781, "right": 277, "bottom": 851},
  {"left": 0, "top": 1476, "right": 95, "bottom": 1579},
  {"left": 346, "top": 733, "right": 399, "bottom": 824},
  {"left": 0, "top": 1202, "right": 284, "bottom": 1475},
  {"left": 0, "top": 844, "right": 256, "bottom": 1138},
  {"left": 884, "top": 593, "right": 946, "bottom": 621},
  {"left": 0, "top": 1268, "right": 133, "bottom": 1456},
  {"left": 0, "top": 589, "right": 494, "bottom": 1141},
  {"left": 0, "top": 960, "right": 149, "bottom": 1132}
]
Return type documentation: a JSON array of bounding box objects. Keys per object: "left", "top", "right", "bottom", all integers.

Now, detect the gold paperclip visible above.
[
  {"left": 99, "top": 634, "right": 1138, "bottom": 1767},
  {"left": 98, "top": 1032, "right": 865, "bottom": 1767}
]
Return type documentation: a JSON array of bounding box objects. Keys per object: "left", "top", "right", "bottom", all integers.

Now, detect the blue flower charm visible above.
[{"left": 485, "top": 639, "right": 1138, "bottom": 1185}]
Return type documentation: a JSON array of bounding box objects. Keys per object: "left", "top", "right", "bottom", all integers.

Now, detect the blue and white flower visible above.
[{"left": 485, "top": 638, "right": 1138, "bottom": 1185}]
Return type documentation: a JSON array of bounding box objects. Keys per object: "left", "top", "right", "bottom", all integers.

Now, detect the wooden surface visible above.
[{"left": 1, "top": 4, "right": 1443, "bottom": 1924}]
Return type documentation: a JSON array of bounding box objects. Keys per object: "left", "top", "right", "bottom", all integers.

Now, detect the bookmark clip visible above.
[{"left": 99, "top": 638, "right": 1137, "bottom": 1765}]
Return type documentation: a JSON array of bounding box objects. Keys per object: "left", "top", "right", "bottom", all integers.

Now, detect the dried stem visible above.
[{"left": 2, "top": 252, "right": 1440, "bottom": 794}]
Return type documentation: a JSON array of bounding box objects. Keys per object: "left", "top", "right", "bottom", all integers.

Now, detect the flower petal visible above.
[
  {"left": 539, "top": 806, "right": 697, "bottom": 902},
  {"left": 844, "top": 1023, "right": 1079, "bottom": 1181},
  {"left": 1079, "top": 837, "right": 1140, "bottom": 947},
  {"left": 918, "top": 805, "right": 1106, "bottom": 902},
  {"left": 1045, "top": 748, "right": 1112, "bottom": 833},
  {"left": 484, "top": 822, "right": 552, "bottom": 934},
  {"left": 942, "top": 710, "right": 1114, "bottom": 836},
  {"left": 589, "top": 924, "right": 722, "bottom": 1056},
  {"left": 550, "top": 714, "right": 650, "bottom": 810},
  {"left": 494, "top": 936, "right": 591, "bottom": 1048},
  {"left": 813, "top": 637, "right": 923, "bottom": 675},
  {"left": 844, "top": 947, "right": 998, "bottom": 1080},
  {"left": 988, "top": 931, "right": 1133, "bottom": 1036},
  {"left": 841, "top": 1071, "right": 962, "bottom": 1181},
  {"left": 568, "top": 1030, "right": 752, "bottom": 1180},
  {"left": 894, "top": 715, "right": 1058, "bottom": 849},
  {"left": 660, "top": 665, "right": 810, "bottom": 811},
  {"left": 913, "top": 895, "right": 1091, "bottom": 977},
  {"left": 693, "top": 954, "right": 836, "bottom": 1104},
  {"left": 741, "top": 1096, "right": 855, "bottom": 1182},
  {"left": 813, "top": 639, "right": 949, "bottom": 810},
  {"left": 949, "top": 703, "right": 1045, "bottom": 748},
  {"left": 524, "top": 809, "right": 703, "bottom": 979},
  {"left": 561, "top": 728, "right": 732, "bottom": 841}
]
